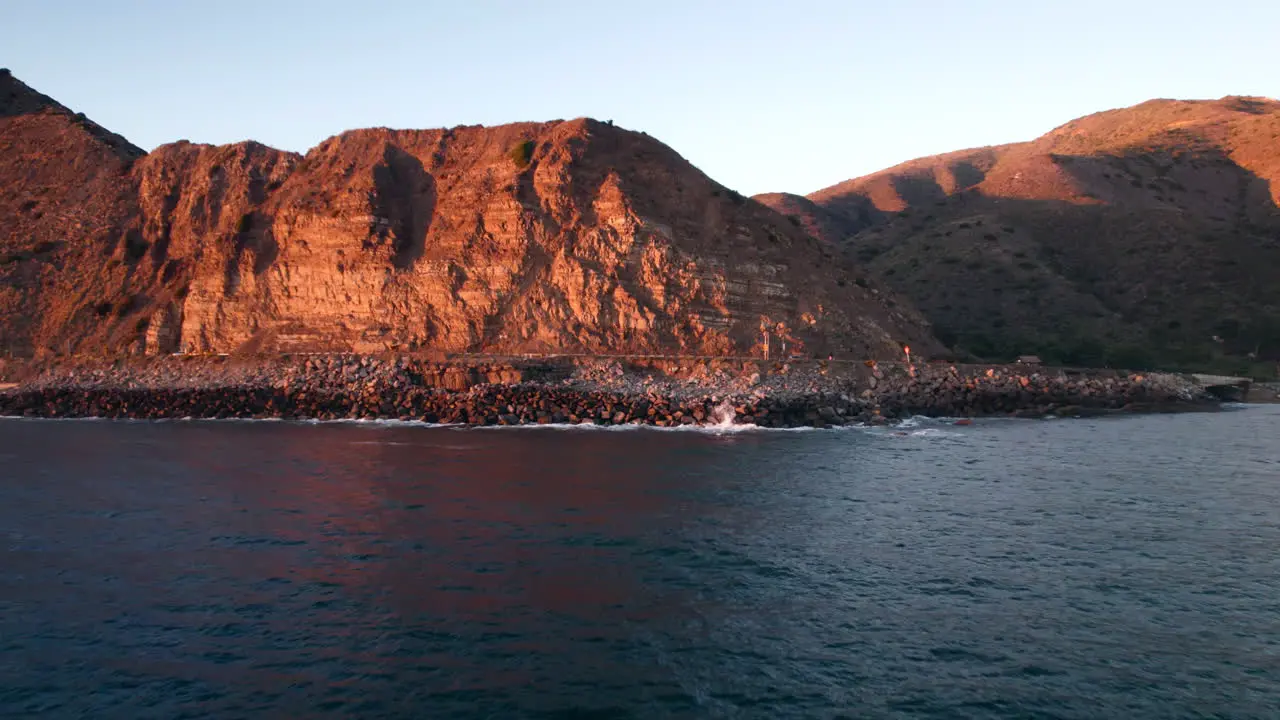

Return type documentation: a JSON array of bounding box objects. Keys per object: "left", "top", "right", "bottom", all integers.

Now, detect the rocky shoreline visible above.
[{"left": 0, "top": 355, "right": 1220, "bottom": 427}]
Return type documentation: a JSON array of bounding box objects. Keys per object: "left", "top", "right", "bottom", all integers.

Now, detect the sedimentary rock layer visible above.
[{"left": 1, "top": 70, "right": 939, "bottom": 360}]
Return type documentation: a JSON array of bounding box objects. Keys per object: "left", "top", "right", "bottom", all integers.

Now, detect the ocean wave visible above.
[
  {"left": 0, "top": 413, "right": 971, "bottom": 435},
  {"left": 904, "top": 427, "right": 964, "bottom": 438},
  {"left": 468, "top": 420, "right": 820, "bottom": 434},
  {"left": 0, "top": 415, "right": 110, "bottom": 422},
  {"left": 294, "top": 417, "right": 462, "bottom": 428}
]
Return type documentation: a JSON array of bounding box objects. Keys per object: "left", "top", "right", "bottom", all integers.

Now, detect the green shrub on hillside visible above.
[
  {"left": 510, "top": 140, "right": 535, "bottom": 169},
  {"left": 1104, "top": 344, "right": 1156, "bottom": 371}
]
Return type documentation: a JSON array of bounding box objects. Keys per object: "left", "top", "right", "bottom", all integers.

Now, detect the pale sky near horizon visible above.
[{"left": 6, "top": 0, "right": 1279, "bottom": 195}]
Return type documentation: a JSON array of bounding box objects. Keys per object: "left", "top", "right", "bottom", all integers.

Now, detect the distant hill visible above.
[
  {"left": 758, "top": 96, "right": 1280, "bottom": 376},
  {"left": 1, "top": 69, "right": 940, "bottom": 359}
]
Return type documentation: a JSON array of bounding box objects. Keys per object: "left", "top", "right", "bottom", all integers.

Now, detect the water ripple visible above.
[{"left": 1, "top": 406, "right": 1278, "bottom": 717}]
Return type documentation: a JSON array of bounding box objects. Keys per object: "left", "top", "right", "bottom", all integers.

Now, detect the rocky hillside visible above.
[
  {"left": 758, "top": 97, "right": 1280, "bottom": 376},
  {"left": 1, "top": 70, "right": 940, "bottom": 360}
]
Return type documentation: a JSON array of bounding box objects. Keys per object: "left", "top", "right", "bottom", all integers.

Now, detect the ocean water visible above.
[{"left": 1, "top": 406, "right": 1279, "bottom": 718}]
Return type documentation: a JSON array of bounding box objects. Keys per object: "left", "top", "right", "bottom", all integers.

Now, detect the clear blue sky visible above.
[{"left": 7, "top": 0, "right": 1278, "bottom": 195}]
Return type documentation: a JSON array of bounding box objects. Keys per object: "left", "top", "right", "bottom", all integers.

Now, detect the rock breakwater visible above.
[{"left": 0, "top": 356, "right": 1217, "bottom": 427}]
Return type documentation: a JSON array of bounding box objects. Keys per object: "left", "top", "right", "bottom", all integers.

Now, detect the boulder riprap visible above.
[{"left": 0, "top": 355, "right": 1218, "bottom": 427}]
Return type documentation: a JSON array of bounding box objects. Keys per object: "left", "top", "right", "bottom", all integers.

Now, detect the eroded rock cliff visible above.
[{"left": 1, "top": 70, "right": 939, "bottom": 360}]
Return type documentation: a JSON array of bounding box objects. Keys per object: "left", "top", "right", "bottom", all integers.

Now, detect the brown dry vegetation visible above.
[{"left": 758, "top": 96, "right": 1280, "bottom": 377}]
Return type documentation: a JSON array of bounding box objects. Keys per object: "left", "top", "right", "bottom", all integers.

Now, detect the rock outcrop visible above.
[
  {"left": 757, "top": 96, "right": 1280, "bottom": 376},
  {"left": 1, "top": 70, "right": 940, "bottom": 360}
]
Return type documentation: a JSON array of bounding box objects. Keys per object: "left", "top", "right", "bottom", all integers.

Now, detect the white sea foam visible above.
[
  {"left": 348, "top": 440, "right": 480, "bottom": 449},
  {"left": 0, "top": 415, "right": 108, "bottom": 422},
  {"left": 906, "top": 428, "right": 963, "bottom": 438},
  {"left": 470, "top": 419, "right": 816, "bottom": 434},
  {"left": 294, "top": 417, "right": 462, "bottom": 428},
  {"left": 0, "top": 411, "right": 968, "bottom": 436}
]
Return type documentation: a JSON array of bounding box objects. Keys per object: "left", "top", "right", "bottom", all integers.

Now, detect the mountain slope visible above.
[
  {"left": 1, "top": 71, "right": 940, "bottom": 360},
  {"left": 759, "top": 96, "right": 1280, "bottom": 374},
  {"left": 0, "top": 69, "right": 143, "bottom": 355}
]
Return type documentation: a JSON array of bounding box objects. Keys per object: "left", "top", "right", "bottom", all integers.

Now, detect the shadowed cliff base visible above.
[{"left": 836, "top": 191, "right": 1280, "bottom": 379}]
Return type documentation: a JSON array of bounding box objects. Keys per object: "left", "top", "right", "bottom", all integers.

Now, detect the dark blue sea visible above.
[{"left": 2, "top": 406, "right": 1279, "bottom": 718}]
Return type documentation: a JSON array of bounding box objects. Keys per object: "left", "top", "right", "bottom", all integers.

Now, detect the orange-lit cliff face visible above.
[
  {"left": 757, "top": 97, "right": 1280, "bottom": 368},
  {"left": 777, "top": 96, "right": 1280, "bottom": 229},
  {"left": 0, "top": 70, "right": 941, "bottom": 361}
]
